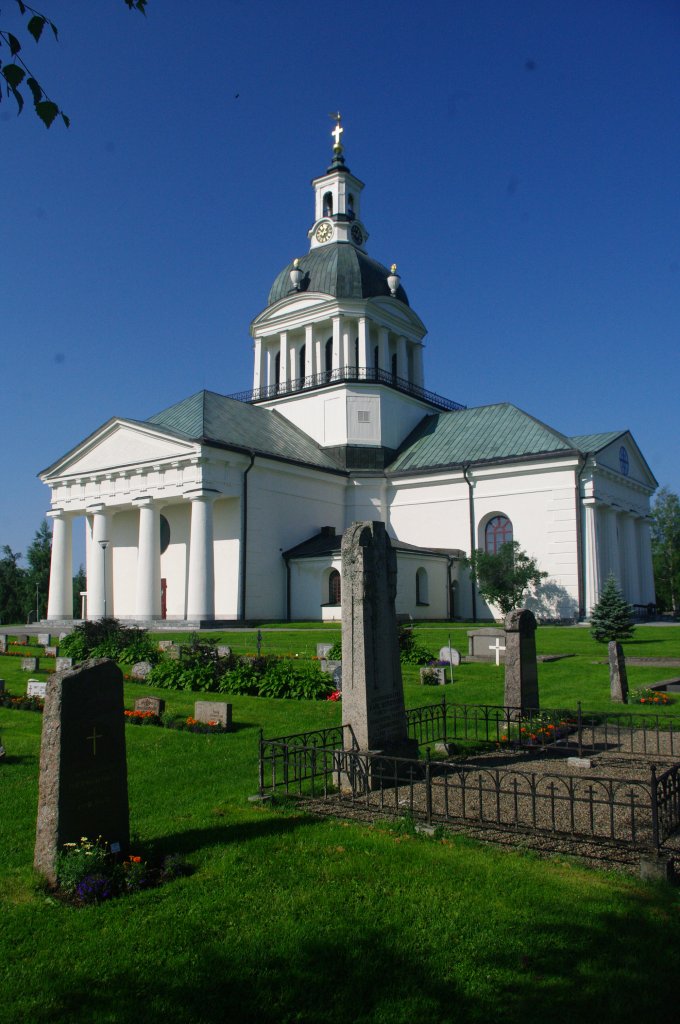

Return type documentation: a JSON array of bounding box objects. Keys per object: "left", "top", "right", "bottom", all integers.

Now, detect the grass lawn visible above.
[{"left": 1, "top": 624, "right": 679, "bottom": 1024}]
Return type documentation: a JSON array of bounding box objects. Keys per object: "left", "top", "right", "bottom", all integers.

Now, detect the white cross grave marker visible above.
[{"left": 489, "top": 637, "right": 506, "bottom": 666}]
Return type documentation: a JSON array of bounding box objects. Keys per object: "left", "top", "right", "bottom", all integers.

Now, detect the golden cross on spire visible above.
[{"left": 329, "top": 111, "right": 343, "bottom": 152}]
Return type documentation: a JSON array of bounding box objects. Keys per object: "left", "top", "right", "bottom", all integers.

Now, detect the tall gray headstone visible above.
[
  {"left": 608, "top": 641, "right": 629, "bottom": 703},
  {"left": 503, "top": 608, "right": 539, "bottom": 712},
  {"left": 341, "top": 521, "right": 416, "bottom": 757},
  {"left": 34, "top": 659, "right": 130, "bottom": 885}
]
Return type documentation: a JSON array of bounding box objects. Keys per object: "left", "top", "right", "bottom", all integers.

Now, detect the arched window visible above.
[
  {"left": 484, "top": 515, "right": 513, "bottom": 554},
  {"left": 416, "top": 567, "right": 429, "bottom": 605},
  {"left": 298, "top": 344, "right": 306, "bottom": 383},
  {"left": 323, "top": 192, "right": 333, "bottom": 217},
  {"left": 328, "top": 570, "right": 341, "bottom": 605},
  {"left": 347, "top": 193, "right": 355, "bottom": 216}
]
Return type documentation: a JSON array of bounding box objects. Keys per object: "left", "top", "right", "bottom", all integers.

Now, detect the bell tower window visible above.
[
  {"left": 323, "top": 192, "right": 333, "bottom": 217},
  {"left": 348, "top": 193, "right": 355, "bottom": 217}
]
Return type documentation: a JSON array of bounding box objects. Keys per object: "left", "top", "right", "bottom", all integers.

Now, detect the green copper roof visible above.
[
  {"left": 388, "top": 403, "right": 577, "bottom": 473},
  {"left": 569, "top": 431, "right": 625, "bottom": 453},
  {"left": 147, "top": 390, "right": 342, "bottom": 471},
  {"left": 268, "top": 243, "right": 409, "bottom": 307}
]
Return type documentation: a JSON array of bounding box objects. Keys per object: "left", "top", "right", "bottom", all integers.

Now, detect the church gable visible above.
[
  {"left": 576, "top": 431, "right": 657, "bottom": 490},
  {"left": 40, "top": 420, "right": 198, "bottom": 481}
]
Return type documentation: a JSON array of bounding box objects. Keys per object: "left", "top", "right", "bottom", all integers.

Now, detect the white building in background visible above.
[{"left": 40, "top": 120, "right": 658, "bottom": 626}]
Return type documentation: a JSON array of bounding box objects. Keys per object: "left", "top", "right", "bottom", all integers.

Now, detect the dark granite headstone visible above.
[
  {"left": 34, "top": 659, "right": 130, "bottom": 885},
  {"left": 503, "top": 608, "right": 539, "bottom": 712},
  {"left": 134, "top": 696, "right": 166, "bottom": 716},
  {"left": 341, "top": 521, "right": 416, "bottom": 757},
  {"left": 608, "top": 641, "right": 629, "bottom": 703},
  {"left": 194, "top": 701, "right": 232, "bottom": 728}
]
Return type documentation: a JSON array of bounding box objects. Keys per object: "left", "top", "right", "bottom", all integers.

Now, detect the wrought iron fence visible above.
[
  {"left": 227, "top": 365, "right": 466, "bottom": 413},
  {"left": 258, "top": 700, "right": 680, "bottom": 852}
]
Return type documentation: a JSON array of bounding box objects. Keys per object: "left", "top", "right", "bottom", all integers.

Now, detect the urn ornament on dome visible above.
[
  {"left": 289, "top": 258, "right": 304, "bottom": 291},
  {"left": 387, "top": 264, "right": 401, "bottom": 296}
]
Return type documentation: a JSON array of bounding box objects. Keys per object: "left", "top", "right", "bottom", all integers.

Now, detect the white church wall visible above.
[
  {"left": 214, "top": 497, "right": 241, "bottom": 619},
  {"left": 245, "top": 463, "right": 347, "bottom": 619},
  {"left": 160, "top": 502, "right": 190, "bottom": 620},
  {"left": 395, "top": 552, "right": 450, "bottom": 619}
]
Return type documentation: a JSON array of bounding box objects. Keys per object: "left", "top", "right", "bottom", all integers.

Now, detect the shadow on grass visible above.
[
  {"left": 22, "top": 882, "right": 680, "bottom": 1024},
  {"left": 148, "top": 812, "right": 321, "bottom": 858}
]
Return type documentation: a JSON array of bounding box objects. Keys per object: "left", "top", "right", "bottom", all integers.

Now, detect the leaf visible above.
[
  {"left": 61, "top": 112, "right": 70, "bottom": 128},
  {"left": 36, "top": 99, "right": 58, "bottom": 128},
  {"left": 7, "top": 32, "right": 21, "bottom": 56},
  {"left": 2, "top": 63, "right": 26, "bottom": 89},
  {"left": 48, "top": 20, "right": 59, "bottom": 42},
  {"left": 27, "top": 16, "right": 46, "bottom": 44},
  {"left": 26, "top": 76, "right": 42, "bottom": 107},
  {"left": 17, "top": 2, "right": 27, "bottom": 14}
]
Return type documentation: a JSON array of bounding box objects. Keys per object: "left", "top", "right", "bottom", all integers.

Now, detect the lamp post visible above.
[{"left": 99, "top": 540, "right": 110, "bottom": 619}]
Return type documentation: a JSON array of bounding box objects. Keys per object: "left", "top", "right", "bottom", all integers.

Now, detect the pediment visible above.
[
  {"left": 41, "top": 419, "right": 199, "bottom": 481},
  {"left": 594, "top": 433, "right": 657, "bottom": 491}
]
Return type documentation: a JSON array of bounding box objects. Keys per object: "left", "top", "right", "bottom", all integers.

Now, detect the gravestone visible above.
[
  {"left": 37, "top": 632, "right": 51, "bottom": 647},
  {"left": 503, "top": 608, "right": 539, "bottom": 712},
  {"left": 158, "top": 640, "right": 173, "bottom": 651},
  {"left": 21, "top": 657, "right": 39, "bottom": 672},
  {"left": 0, "top": 635, "right": 8, "bottom": 652},
  {"left": 420, "top": 666, "right": 447, "bottom": 685},
  {"left": 134, "top": 695, "right": 166, "bottom": 716},
  {"left": 608, "top": 641, "right": 629, "bottom": 703},
  {"left": 467, "top": 627, "right": 506, "bottom": 661},
  {"left": 27, "top": 680, "right": 47, "bottom": 698},
  {"left": 34, "top": 659, "right": 130, "bottom": 885},
  {"left": 58, "top": 632, "right": 69, "bottom": 642},
  {"left": 55, "top": 656, "right": 73, "bottom": 672},
  {"left": 340, "top": 521, "right": 416, "bottom": 757},
  {"left": 45, "top": 645, "right": 59, "bottom": 658},
  {"left": 0, "top": 678, "right": 5, "bottom": 693},
  {"left": 168, "top": 644, "right": 182, "bottom": 660},
  {"left": 194, "top": 700, "right": 232, "bottom": 729},
  {"left": 320, "top": 658, "right": 342, "bottom": 681},
  {"left": 216, "top": 645, "right": 231, "bottom": 658},
  {"left": 439, "top": 646, "right": 461, "bottom": 667},
  {"left": 130, "top": 661, "right": 153, "bottom": 680},
  {"left": 317, "top": 642, "right": 334, "bottom": 659},
  {"left": 15, "top": 633, "right": 28, "bottom": 645}
]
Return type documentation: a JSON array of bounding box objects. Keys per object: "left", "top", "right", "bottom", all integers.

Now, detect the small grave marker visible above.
[
  {"left": 15, "top": 633, "right": 28, "bottom": 645},
  {"left": 0, "top": 678, "right": 5, "bottom": 693},
  {"left": 130, "top": 661, "right": 153, "bottom": 680},
  {"left": 316, "top": 643, "right": 333, "bottom": 659},
  {"left": 37, "top": 632, "right": 51, "bottom": 647},
  {"left": 134, "top": 696, "right": 165, "bottom": 716},
  {"left": 217, "top": 645, "right": 231, "bottom": 658},
  {"left": 27, "top": 679, "right": 47, "bottom": 698},
  {"left": 467, "top": 628, "right": 505, "bottom": 660},
  {"left": 194, "top": 701, "right": 232, "bottom": 729},
  {"left": 158, "top": 640, "right": 173, "bottom": 651},
  {"left": 21, "top": 657, "right": 39, "bottom": 672},
  {"left": 45, "top": 645, "right": 59, "bottom": 658},
  {"left": 55, "top": 657, "right": 73, "bottom": 672},
  {"left": 608, "top": 641, "right": 629, "bottom": 703},
  {"left": 439, "top": 646, "right": 461, "bottom": 667},
  {"left": 0, "top": 635, "right": 8, "bottom": 652}
]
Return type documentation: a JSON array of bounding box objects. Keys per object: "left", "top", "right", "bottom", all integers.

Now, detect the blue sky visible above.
[{"left": 3, "top": 0, "right": 679, "bottom": 569}]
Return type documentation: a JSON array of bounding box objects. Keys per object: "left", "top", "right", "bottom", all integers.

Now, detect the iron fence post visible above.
[
  {"left": 577, "top": 701, "right": 583, "bottom": 759},
  {"left": 650, "top": 764, "right": 660, "bottom": 850},
  {"left": 425, "top": 747, "right": 432, "bottom": 825},
  {"left": 441, "top": 697, "right": 447, "bottom": 745},
  {"left": 258, "top": 729, "right": 264, "bottom": 796}
]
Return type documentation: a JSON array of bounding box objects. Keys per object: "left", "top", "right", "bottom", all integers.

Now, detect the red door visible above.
[{"left": 160, "top": 578, "right": 167, "bottom": 620}]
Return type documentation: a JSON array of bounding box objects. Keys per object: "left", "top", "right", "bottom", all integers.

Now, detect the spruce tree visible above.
[{"left": 590, "top": 573, "right": 634, "bottom": 643}]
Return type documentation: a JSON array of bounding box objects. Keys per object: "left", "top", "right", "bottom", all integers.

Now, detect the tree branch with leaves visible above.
[
  {"left": 464, "top": 541, "right": 548, "bottom": 616},
  {"left": 1, "top": 0, "right": 147, "bottom": 128}
]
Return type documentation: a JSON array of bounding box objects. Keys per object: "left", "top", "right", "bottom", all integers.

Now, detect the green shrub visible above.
[
  {"left": 326, "top": 638, "right": 342, "bottom": 660},
  {"left": 60, "top": 619, "right": 159, "bottom": 666},
  {"left": 398, "top": 625, "right": 434, "bottom": 665}
]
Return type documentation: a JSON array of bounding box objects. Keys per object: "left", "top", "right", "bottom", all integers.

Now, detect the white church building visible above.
[{"left": 41, "top": 120, "right": 658, "bottom": 626}]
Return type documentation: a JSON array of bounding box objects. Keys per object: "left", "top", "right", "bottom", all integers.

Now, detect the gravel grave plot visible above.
[{"left": 297, "top": 742, "right": 680, "bottom": 876}]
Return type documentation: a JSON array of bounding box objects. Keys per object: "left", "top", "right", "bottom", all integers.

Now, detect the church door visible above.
[{"left": 160, "top": 578, "right": 167, "bottom": 620}]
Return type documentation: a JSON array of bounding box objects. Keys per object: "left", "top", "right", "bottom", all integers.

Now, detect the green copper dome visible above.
[{"left": 267, "top": 243, "right": 410, "bottom": 307}]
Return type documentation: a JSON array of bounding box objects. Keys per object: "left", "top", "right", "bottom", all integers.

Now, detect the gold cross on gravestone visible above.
[{"left": 86, "top": 726, "right": 103, "bottom": 756}]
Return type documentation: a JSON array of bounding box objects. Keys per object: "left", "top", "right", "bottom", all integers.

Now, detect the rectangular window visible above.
[{"left": 357, "top": 410, "right": 370, "bottom": 423}]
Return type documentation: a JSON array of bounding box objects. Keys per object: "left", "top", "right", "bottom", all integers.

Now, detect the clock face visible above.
[
  {"left": 351, "top": 224, "right": 363, "bottom": 245},
  {"left": 315, "top": 221, "right": 333, "bottom": 243}
]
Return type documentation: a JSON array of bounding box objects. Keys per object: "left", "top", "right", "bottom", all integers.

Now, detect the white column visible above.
[
  {"left": 413, "top": 344, "right": 424, "bottom": 388},
  {"left": 279, "top": 331, "right": 289, "bottom": 387},
  {"left": 341, "top": 320, "right": 351, "bottom": 372},
  {"left": 357, "top": 317, "right": 369, "bottom": 379},
  {"left": 621, "top": 513, "right": 640, "bottom": 603},
  {"left": 46, "top": 510, "right": 73, "bottom": 620},
  {"left": 605, "top": 508, "right": 621, "bottom": 585},
  {"left": 135, "top": 500, "right": 160, "bottom": 620},
  {"left": 396, "top": 335, "right": 408, "bottom": 381},
  {"left": 186, "top": 494, "right": 215, "bottom": 621},
  {"left": 305, "top": 324, "right": 314, "bottom": 378},
  {"left": 252, "top": 337, "right": 264, "bottom": 394},
  {"left": 378, "top": 327, "right": 389, "bottom": 374},
  {"left": 637, "top": 518, "right": 656, "bottom": 604},
  {"left": 332, "top": 315, "right": 343, "bottom": 372},
  {"left": 87, "top": 507, "right": 112, "bottom": 619},
  {"left": 583, "top": 500, "right": 601, "bottom": 614},
  {"left": 264, "top": 344, "right": 274, "bottom": 391}
]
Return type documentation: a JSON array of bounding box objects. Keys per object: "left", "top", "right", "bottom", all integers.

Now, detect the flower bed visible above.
[
  {"left": 0, "top": 692, "right": 44, "bottom": 712},
  {"left": 54, "top": 836, "right": 190, "bottom": 905},
  {"left": 631, "top": 687, "right": 673, "bottom": 706},
  {"left": 123, "top": 709, "right": 162, "bottom": 726}
]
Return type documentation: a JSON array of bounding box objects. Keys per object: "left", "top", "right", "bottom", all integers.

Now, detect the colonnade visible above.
[
  {"left": 46, "top": 491, "right": 222, "bottom": 622},
  {"left": 252, "top": 314, "right": 424, "bottom": 394},
  {"left": 582, "top": 500, "right": 655, "bottom": 613}
]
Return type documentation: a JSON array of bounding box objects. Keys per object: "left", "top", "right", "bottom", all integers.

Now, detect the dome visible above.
[{"left": 267, "top": 243, "right": 410, "bottom": 307}]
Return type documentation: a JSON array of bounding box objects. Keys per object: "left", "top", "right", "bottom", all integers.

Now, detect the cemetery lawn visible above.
[{"left": 1, "top": 625, "right": 680, "bottom": 1024}]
